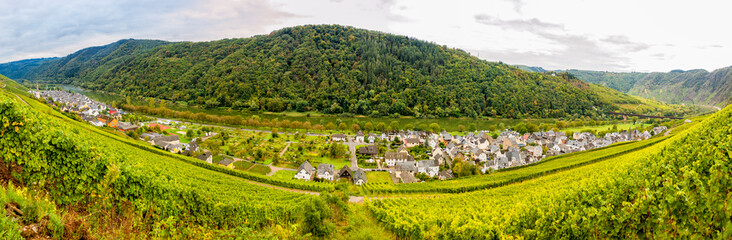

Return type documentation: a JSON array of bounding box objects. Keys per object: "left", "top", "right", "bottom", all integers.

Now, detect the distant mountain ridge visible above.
[
  {"left": 0, "top": 57, "right": 59, "bottom": 80},
  {"left": 516, "top": 65, "right": 732, "bottom": 107},
  {"left": 0, "top": 25, "right": 670, "bottom": 118}
]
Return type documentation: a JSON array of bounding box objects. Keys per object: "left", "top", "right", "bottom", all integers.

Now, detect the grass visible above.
[
  {"left": 561, "top": 122, "right": 649, "bottom": 133},
  {"left": 310, "top": 157, "right": 351, "bottom": 169},
  {"left": 247, "top": 165, "right": 272, "bottom": 175},
  {"left": 272, "top": 170, "right": 297, "bottom": 180},
  {"left": 233, "top": 161, "right": 254, "bottom": 170},
  {"left": 365, "top": 172, "right": 393, "bottom": 184}
]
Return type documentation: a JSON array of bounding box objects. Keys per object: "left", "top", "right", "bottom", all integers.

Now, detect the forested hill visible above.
[
  {"left": 3, "top": 25, "right": 636, "bottom": 118},
  {"left": 561, "top": 68, "right": 732, "bottom": 107},
  {"left": 0, "top": 57, "right": 58, "bottom": 79}
]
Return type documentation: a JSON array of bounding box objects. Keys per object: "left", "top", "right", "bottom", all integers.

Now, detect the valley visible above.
[{"left": 0, "top": 12, "right": 730, "bottom": 238}]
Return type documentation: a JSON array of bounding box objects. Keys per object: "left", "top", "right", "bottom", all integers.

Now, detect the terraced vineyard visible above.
[
  {"left": 0, "top": 81, "right": 319, "bottom": 230},
  {"left": 361, "top": 138, "right": 666, "bottom": 194},
  {"left": 367, "top": 105, "right": 730, "bottom": 238}
]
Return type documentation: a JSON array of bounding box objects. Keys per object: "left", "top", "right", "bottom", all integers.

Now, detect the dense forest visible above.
[
  {"left": 554, "top": 68, "right": 732, "bottom": 107},
  {"left": 0, "top": 57, "right": 58, "bottom": 80},
  {"left": 2, "top": 25, "right": 639, "bottom": 118}
]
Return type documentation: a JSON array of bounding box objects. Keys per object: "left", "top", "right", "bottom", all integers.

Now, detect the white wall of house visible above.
[{"left": 295, "top": 170, "right": 312, "bottom": 180}]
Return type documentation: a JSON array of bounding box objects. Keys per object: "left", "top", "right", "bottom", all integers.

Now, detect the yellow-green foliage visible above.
[
  {"left": 0, "top": 84, "right": 318, "bottom": 232},
  {"left": 362, "top": 138, "right": 663, "bottom": 194},
  {"left": 367, "top": 104, "right": 732, "bottom": 239}
]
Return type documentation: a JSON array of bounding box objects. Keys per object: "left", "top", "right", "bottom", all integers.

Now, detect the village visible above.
[{"left": 30, "top": 89, "right": 673, "bottom": 186}]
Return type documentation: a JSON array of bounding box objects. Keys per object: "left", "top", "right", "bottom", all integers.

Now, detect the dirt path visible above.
[
  {"left": 12, "top": 93, "right": 29, "bottom": 106},
  {"left": 279, "top": 142, "right": 292, "bottom": 157},
  {"left": 266, "top": 164, "right": 297, "bottom": 176}
]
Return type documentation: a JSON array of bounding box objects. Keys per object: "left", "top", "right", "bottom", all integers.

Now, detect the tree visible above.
[
  {"left": 296, "top": 100, "right": 309, "bottom": 112},
  {"left": 338, "top": 122, "right": 347, "bottom": 131},
  {"left": 326, "top": 122, "right": 336, "bottom": 130},
  {"left": 458, "top": 125, "right": 466, "bottom": 132},
  {"left": 148, "top": 98, "right": 155, "bottom": 108},
  {"left": 126, "top": 96, "right": 131, "bottom": 105},
  {"left": 302, "top": 198, "right": 334, "bottom": 237},
  {"left": 375, "top": 122, "right": 386, "bottom": 131},
  {"left": 428, "top": 123, "right": 441, "bottom": 133},
  {"left": 160, "top": 99, "right": 166, "bottom": 109},
  {"left": 186, "top": 129, "right": 194, "bottom": 138},
  {"left": 351, "top": 124, "right": 361, "bottom": 132},
  {"left": 404, "top": 123, "right": 414, "bottom": 130},
  {"left": 364, "top": 122, "right": 374, "bottom": 132}
]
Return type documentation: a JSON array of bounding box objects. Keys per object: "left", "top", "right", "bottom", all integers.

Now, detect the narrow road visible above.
[
  {"left": 342, "top": 141, "right": 376, "bottom": 168},
  {"left": 279, "top": 142, "right": 292, "bottom": 157},
  {"left": 12, "top": 93, "right": 29, "bottom": 106}
]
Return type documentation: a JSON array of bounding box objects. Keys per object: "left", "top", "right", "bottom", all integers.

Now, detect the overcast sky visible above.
[{"left": 1, "top": 0, "right": 731, "bottom": 72}]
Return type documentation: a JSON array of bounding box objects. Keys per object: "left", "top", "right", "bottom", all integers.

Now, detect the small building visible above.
[
  {"left": 353, "top": 168, "right": 368, "bottom": 185},
  {"left": 417, "top": 160, "right": 439, "bottom": 177},
  {"left": 295, "top": 161, "right": 316, "bottom": 180},
  {"left": 403, "top": 137, "right": 420, "bottom": 148},
  {"left": 437, "top": 170, "right": 455, "bottom": 180},
  {"left": 357, "top": 145, "right": 378, "bottom": 156},
  {"left": 338, "top": 165, "right": 353, "bottom": 180},
  {"left": 218, "top": 158, "right": 235, "bottom": 169},
  {"left": 316, "top": 163, "right": 335, "bottom": 181},
  {"left": 118, "top": 122, "right": 138, "bottom": 132},
  {"left": 331, "top": 134, "right": 347, "bottom": 142},
  {"left": 355, "top": 131, "right": 365, "bottom": 142},
  {"left": 197, "top": 151, "right": 213, "bottom": 164}
]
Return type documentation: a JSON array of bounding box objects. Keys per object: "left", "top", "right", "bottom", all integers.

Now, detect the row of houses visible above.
[
  {"left": 351, "top": 126, "right": 662, "bottom": 183},
  {"left": 295, "top": 161, "right": 368, "bottom": 185}
]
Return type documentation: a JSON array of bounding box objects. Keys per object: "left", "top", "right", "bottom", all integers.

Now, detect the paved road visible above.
[{"left": 341, "top": 141, "right": 377, "bottom": 168}]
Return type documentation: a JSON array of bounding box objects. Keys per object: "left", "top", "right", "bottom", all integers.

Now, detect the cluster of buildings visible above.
[
  {"left": 295, "top": 161, "right": 368, "bottom": 185},
  {"left": 330, "top": 125, "right": 663, "bottom": 184},
  {"left": 30, "top": 90, "right": 139, "bottom": 132}
]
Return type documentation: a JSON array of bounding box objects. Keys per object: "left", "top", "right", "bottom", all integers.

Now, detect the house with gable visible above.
[{"left": 295, "top": 161, "right": 316, "bottom": 180}]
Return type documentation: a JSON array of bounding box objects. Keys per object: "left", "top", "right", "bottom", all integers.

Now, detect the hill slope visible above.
[
  {"left": 565, "top": 68, "right": 732, "bottom": 107},
  {"left": 2, "top": 25, "right": 645, "bottom": 119},
  {"left": 0, "top": 57, "right": 58, "bottom": 80}
]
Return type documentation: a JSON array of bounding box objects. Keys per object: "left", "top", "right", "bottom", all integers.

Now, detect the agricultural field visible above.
[
  {"left": 279, "top": 141, "right": 351, "bottom": 169},
  {"left": 365, "top": 172, "right": 393, "bottom": 184},
  {"left": 367, "top": 108, "right": 719, "bottom": 238},
  {"left": 0, "top": 86, "right": 322, "bottom": 234}
]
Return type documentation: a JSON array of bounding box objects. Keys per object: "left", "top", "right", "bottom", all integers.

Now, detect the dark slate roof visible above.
[
  {"left": 218, "top": 158, "right": 234, "bottom": 166},
  {"left": 353, "top": 168, "right": 367, "bottom": 183},
  {"left": 298, "top": 161, "right": 316, "bottom": 174},
  {"left": 317, "top": 163, "right": 334, "bottom": 176}
]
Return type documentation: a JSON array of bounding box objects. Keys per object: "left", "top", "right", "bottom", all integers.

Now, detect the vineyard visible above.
[
  {"left": 367, "top": 105, "right": 731, "bottom": 238},
  {"left": 361, "top": 137, "right": 665, "bottom": 194},
  {"left": 0, "top": 81, "right": 319, "bottom": 233}
]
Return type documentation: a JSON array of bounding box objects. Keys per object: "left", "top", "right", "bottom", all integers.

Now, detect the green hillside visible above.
[
  {"left": 0, "top": 76, "right": 338, "bottom": 238},
  {"left": 565, "top": 68, "right": 732, "bottom": 107},
  {"left": 0, "top": 57, "right": 58, "bottom": 80},
  {"left": 1, "top": 25, "right": 649, "bottom": 119}
]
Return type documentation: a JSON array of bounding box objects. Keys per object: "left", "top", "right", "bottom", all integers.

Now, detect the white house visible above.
[
  {"left": 384, "top": 152, "right": 414, "bottom": 167},
  {"left": 295, "top": 161, "right": 316, "bottom": 180},
  {"left": 331, "top": 134, "right": 347, "bottom": 142},
  {"left": 316, "top": 163, "right": 335, "bottom": 181},
  {"left": 417, "top": 160, "right": 440, "bottom": 177}
]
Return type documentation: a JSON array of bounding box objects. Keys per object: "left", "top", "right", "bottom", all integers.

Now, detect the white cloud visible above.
[{"left": 1, "top": 0, "right": 731, "bottom": 72}]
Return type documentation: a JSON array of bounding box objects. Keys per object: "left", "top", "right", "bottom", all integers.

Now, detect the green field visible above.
[
  {"left": 271, "top": 170, "right": 296, "bottom": 180},
  {"left": 365, "top": 172, "right": 393, "bottom": 184},
  {"left": 561, "top": 122, "right": 649, "bottom": 133}
]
